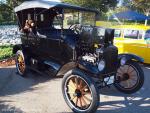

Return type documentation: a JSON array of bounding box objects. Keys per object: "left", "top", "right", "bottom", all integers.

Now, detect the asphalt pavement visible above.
[{"left": 0, "top": 65, "right": 150, "bottom": 113}]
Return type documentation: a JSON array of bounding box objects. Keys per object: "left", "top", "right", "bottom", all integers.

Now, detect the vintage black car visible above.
[{"left": 14, "top": 0, "right": 144, "bottom": 113}]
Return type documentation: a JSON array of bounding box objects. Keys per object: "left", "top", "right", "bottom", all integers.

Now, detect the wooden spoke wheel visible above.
[
  {"left": 62, "top": 69, "right": 99, "bottom": 113},
  {"left": 117, "top": 64, "right": 138, "bottom": 89},
  {"left": 66, "top": 76, "right": 92, "bottom": 110},
  {"left": 115, "top": 61, "right": 144, "bottom": 94},
  {"left": 16, "top": 50, "right": 27, "bottom": 76}
]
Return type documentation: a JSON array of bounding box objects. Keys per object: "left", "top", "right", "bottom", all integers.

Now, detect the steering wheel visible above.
[{"left": 69, "top": 24, "right": 81, "bottom": 34}]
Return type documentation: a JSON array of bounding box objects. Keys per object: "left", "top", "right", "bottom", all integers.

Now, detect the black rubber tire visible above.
[
  {"left": 114, "top": 61, "right": 144, "bottom": 94},
  {"left": 15, "top": 50, "right": 28, "bottom": 77},
  {"left": 62, "top": 69, "right": 99, "bottom": 113}
]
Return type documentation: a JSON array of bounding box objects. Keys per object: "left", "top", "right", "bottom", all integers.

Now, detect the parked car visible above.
[
  {"left": 14, "top": 1, "right": 144, "bottom": 113},
  {"left": 111, "top": 25, "right": 150, "bottom": 64}
]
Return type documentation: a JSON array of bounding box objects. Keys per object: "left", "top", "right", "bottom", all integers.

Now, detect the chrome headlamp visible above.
[
  {"left": 120, "top": 57, "right": 126, "bottom": 66},
  {"left": 98, "top": 60, "right": 105, "bottom": 71}
]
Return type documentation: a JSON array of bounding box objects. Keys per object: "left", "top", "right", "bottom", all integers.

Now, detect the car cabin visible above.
[{"left": 14, "top": 0, "right": 98, "bottom": 36}]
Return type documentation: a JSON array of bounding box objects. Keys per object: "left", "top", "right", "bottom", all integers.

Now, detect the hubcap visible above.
[
  {"left": 65, "top": 76, "right": 92, "bottom": 110},
  {"left": 117, "top": 64, "right": 139, "bottom": 89}
]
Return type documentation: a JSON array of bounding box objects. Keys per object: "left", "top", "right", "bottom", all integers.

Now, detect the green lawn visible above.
[{"left": 0, "top": 45, "right": 14, "bottom": 60}]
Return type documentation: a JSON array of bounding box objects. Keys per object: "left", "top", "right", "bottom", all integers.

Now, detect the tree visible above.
[
  {"left": 131, "top": 0, "right": 150, "bottom": 25},
  {"left": 0, "top": 0, "right": 24, "bottom": 23},
  {"left": 62, "top": 0, "right": 118, "bottom": 14}
]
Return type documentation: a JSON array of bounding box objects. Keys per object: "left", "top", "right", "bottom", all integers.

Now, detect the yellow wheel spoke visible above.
[
  {"left": 83, "top": 95, "right": 92, "bottom": 103},
  {"left": 67, "top": 85, "right": 76, "bottom": 92},
  {"left": 75, "top": 98, "right": 79, "bottom": 107},
  {"left": 79, "top": 98, "right": 83, "bottom": 108},
  {"left": 71, "top": 96, "right": 77, "bottom": 101},
  {"left": 81, "top": 85, "right": 88, "bottom": 91},
  {"left": 81, "top": 97, "right": 87, "bottom": 106},
  {"left": 75, "top": 77, "right": 78, "bottom": 88}
]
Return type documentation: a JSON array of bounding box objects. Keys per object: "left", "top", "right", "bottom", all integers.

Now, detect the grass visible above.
[{"left": 0, "top": 45, "right": 14, "bottom": 60}]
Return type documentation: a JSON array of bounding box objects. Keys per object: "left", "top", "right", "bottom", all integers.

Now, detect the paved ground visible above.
[{"left": 0, "top": 65, "right": 150, "bottom": 113}]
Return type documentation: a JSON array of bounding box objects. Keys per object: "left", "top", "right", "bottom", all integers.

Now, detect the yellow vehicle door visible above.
[{"left": 120, "top": 29, "right": 149, "bottom": 63}]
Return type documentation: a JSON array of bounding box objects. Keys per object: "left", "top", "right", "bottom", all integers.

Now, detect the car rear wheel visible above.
[
  {"left": 115, "top": 61, "right": 144, "bottom": 94},
  {"left": 62, "top": 69, "right": 99, "bottom": 113},
  {"left": 16, "top": 50, "right": 28, "bottom": 77}
]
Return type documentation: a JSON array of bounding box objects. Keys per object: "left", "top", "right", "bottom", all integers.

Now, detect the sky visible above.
[{"left": 118, "top": 0, "right": 124, "bottom": 6}]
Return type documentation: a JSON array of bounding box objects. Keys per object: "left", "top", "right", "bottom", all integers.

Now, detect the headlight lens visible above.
[
  {"left": 120, "top": 57, "right": 126, "bottom": 65},
  {"left": 98, "top": 60, "right": 105, "bottom": 71}
]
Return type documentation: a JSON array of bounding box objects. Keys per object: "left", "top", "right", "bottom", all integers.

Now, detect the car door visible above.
[
  {"left": 123, "top": 29, "right": 147, "bottom": 60},
  {"left": 46, "top": 32, "right": 62, "bottom": 62}
]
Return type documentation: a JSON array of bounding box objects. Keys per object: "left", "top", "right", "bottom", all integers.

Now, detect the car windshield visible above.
[{"left": 53, "top": 9, "right": 96, "bottom": 29}]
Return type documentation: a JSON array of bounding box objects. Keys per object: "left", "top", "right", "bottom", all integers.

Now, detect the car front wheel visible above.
[
  {"left": 115, "top": 61, "right": 144, "bottom": 94},
  {"left": 62, "top": 69, "right": 99, "bottom": 113}
]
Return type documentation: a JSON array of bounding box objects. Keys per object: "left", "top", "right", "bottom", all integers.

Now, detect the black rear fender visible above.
[{"left": 13, "top": 44, "right": 23, "bottom": 54}]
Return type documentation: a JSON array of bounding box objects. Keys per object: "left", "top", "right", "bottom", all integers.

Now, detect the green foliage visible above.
[
  {"left": 131, "top": 0, "right": 150, "bottom": 14},
  {"left": 0, "top": 45, "right": 14, "bottom": 60},
  {"left": 62, "top": 0, "right": 118, "bottom": 14},
  {"left": 0, "top": 0, "right": 23, "bottom": 24}
]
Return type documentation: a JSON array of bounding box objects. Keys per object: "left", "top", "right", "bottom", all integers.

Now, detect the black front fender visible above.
[
  {"left": 57, "top": 60, "right": 99, "bottom": 77},
  {"left": 118, "top": 53, "right": 144, "bottom": 63},
  {"left": 78, "top": 60, "right": 99, "bottom": 76}
]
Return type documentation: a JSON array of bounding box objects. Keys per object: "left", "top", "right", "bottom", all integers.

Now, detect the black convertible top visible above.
[{"left": 14, "top": 0, "right": 98, "bottom": 13}]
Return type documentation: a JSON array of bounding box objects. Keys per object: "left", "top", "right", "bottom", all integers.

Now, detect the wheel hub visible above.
[
  {"left": 122, "top": 73, "right": 130, "bottom": 81},
  {"left": 75, "top": 89, "right": 82, "bottom": 98}
]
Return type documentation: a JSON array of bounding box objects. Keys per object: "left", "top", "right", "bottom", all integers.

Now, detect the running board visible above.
[{"left": 44, "top": 60, "right": 61, "bottom": 71}]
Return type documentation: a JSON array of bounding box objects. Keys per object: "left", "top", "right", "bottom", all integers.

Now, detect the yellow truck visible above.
[{"left": 110, "top": 25, "right": 150, "bottom": 64}]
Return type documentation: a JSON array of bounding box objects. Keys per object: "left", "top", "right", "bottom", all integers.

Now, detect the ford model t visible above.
[{"left": 14, "top": 0, "right": 144, "bottom": 113}]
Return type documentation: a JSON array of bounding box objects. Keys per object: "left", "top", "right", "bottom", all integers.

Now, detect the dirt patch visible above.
[{"left": 0, "top": 57, "right": 15, "bottom": 67}]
